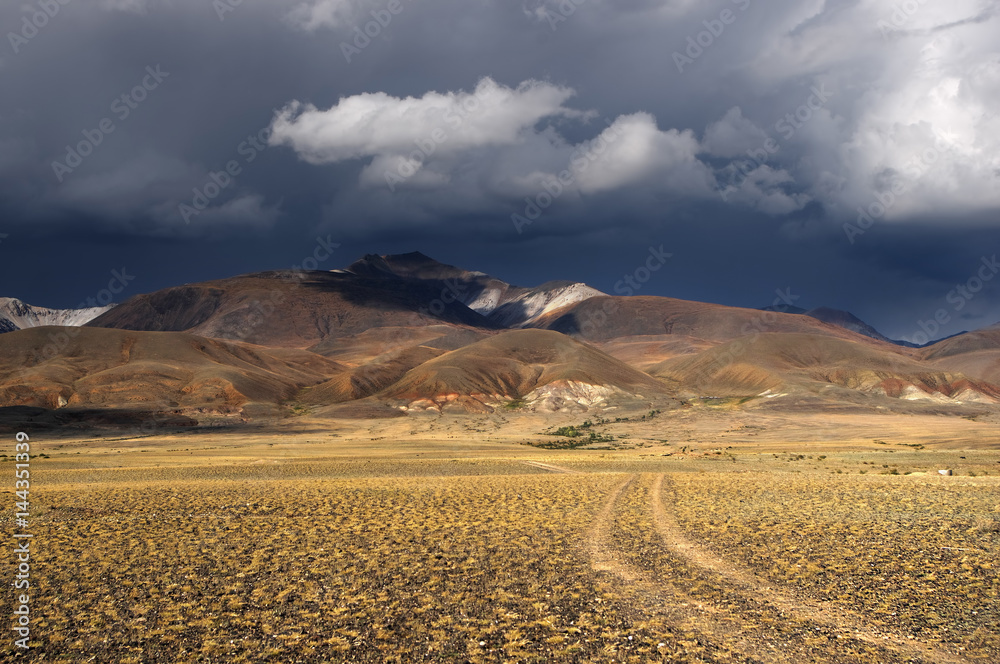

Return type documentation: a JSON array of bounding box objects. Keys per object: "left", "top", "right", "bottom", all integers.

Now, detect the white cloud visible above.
[
  {"left": 358, "top": 154, "right": 451, "bottom": 189},
  {"left": 569, "top": 113, "right": 714, "bottom": 195},
  {"left": 720, "top": 164, "right": 810, "bottom": 215},
  {"left": 702, "top": 107, "right": 769, "bottom": 159},
  {"left": 285, "top": 0, "right": 354, "bottom": 30},
  {"left": 176, "top": 194, "right": 282, "bottom": 230},
  {"left": 56, "top": 152, "right": 193, "bottom": 214},
  {"left": 54, "top": 153, "right": 281, "bottom": 233},
  {"left": 836, "top": 31, "right": 1000, "bottom": 219},
  {"left": 266, "top": 0, "right": 1000, "bottom": 226},
  {"left": 268, "top": 78, "right": 584, "bottom": 163},
  {"left": 3, "top": 0, "right": 1000, "bottom": 241},
  {"left": 269, "top": 78, "right": 720, "bottom": 208},
  {"left": 725, "top": 0, "right": 1000, "bottom": 223},
  {"left": 98, "top": 0, "right": 149, "bottom": 13}
]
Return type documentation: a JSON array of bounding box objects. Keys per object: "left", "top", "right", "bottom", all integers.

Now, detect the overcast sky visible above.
[{"left": 1, "top": 0, "right": 998, "bottom": 342}]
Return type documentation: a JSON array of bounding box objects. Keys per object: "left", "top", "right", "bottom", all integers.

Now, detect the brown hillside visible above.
[
  {"left": 0, "top": 326, "right": 346, "bottom": 417},
  {"left": 87, "top": 270, "right": 495, "bottom": 348},
  {"left": 651, "top": 332, "right": 1000, "bottom": 403},
  {"left": 919, "top": 325, "right": 1000, "bottom": 384},
  {"left": 531, "top": 296, "right": 899, "bottom": 346},
  {"left": 595, "top": 334, "right": 716, "bottom": 371},
  {"left": 372, "top": 329, "right": 671, "bottom": 413},
  {"left": 920, "top": 325, "right": 1000, "bottom": 360}
]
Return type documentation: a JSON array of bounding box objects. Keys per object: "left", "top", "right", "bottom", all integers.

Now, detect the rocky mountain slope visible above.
[
  {"left": 0, "top": 252, "right": 997, "bottom": 426},
  {"left": 0, "top": 326, "right": 347, "bottom": 419},
  {"left": 372, "top": 329, "right": 671, "bottom": 414},
  {"left": 85, "top": 268, "right": 495, "bottom": 348},
  {"left": 342, "top": 252, "right": 605, "bottom": 327},
  {"left": 0, "top": 297, "right": 113, "bottom": 332},
  {"left": 800, "top": 306, "right": 895, "bottom": 344}
]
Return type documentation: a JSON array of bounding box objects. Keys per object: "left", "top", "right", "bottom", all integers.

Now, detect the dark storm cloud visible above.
[{"left": 0, "top": 0, "right": 997, "bottom": 337}]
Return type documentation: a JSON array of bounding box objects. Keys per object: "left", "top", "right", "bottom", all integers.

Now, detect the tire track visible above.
[
  {"left": 650, "top": 473, "right": 970, "bottom": 664},
  {"left": 586, "top": 474, "right": 790, "bottom": 664},
  {"left": 587, "top": 475, "right": 639, "bottom": 577},
  {"left": 522, "top": 460, "right": 577, "bottom": 474}
]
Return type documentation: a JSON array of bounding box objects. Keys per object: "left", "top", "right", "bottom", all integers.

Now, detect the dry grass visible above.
[
  {"left": 6, "top": 471, "right": 710, "bottom": 663},
  {"left": 669, "top": 472, "right": 1000, "bottom": 659},
  {"left": 3, "top": 419, "right": 998, "bottom": 662}
]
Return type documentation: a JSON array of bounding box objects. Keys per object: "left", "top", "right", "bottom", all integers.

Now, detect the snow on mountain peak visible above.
[{"left": 0, "top": 297, "right": 115, "bottom": 331}]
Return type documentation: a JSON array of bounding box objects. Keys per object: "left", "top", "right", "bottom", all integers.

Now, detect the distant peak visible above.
[
  {"left": 385, "top": 251, "right": 437, "bottom": 263},
  {"left": 806, "top": 306, "right": 857, "bottom": 319},
  {"left": 535, "top": 280, "right": 583, "bottom": 290},
  {"left": 759, "top": 303, "right": 807, "bottom": 315},
  {"left": 803, "top": 307, "right": 892, "bottom": 344},
  {"left": 0, "top": 297, "right": 114, "bottom": 332},
  {"left": 346, "top": 254, "right": 397, "bottom": 278}
]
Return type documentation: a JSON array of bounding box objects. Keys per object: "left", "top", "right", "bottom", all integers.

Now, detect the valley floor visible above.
[{"left": 3, "top": 410, "right": 999, "bottom": 663}]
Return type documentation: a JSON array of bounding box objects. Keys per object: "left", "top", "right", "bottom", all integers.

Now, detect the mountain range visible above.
[
  {"left": 0, "top": 297, "right": 113, "bottom": 333},
  {"left": 2, "top": 252, "right": 999, "bottom": 430}
]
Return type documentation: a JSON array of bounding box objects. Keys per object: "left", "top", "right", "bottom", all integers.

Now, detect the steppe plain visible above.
[{"left": 5, "top": 406, "right": 998, "bottom": 663}]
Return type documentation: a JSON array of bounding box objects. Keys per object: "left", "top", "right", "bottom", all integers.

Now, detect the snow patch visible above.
[
  {"left": 489, "top": 283, "right": 605, "bottom": 327},
  {"left": 0, "top": 297, "right": 114, "bottom": 331}
]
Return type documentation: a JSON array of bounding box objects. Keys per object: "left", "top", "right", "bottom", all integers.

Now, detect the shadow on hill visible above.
[
  {"left": 296, "top": 271, "right": 501, "bottom": 329},
  {"left": 0, "top": 406, "right": 198, "bottom": 435},
  {"left": 544, "top": 311, "right": 584, "bottom": 336},
  {"left": 487, "top": 298, "right": 531, "bottom": 327}
]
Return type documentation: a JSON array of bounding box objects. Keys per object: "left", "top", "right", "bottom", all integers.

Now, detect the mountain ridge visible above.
[
  {"left": 1, "top": 251, "right": 998, "bottom": 426},
  {"left": 0, "top": 297, "right": 114, "bottom": 333}
]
